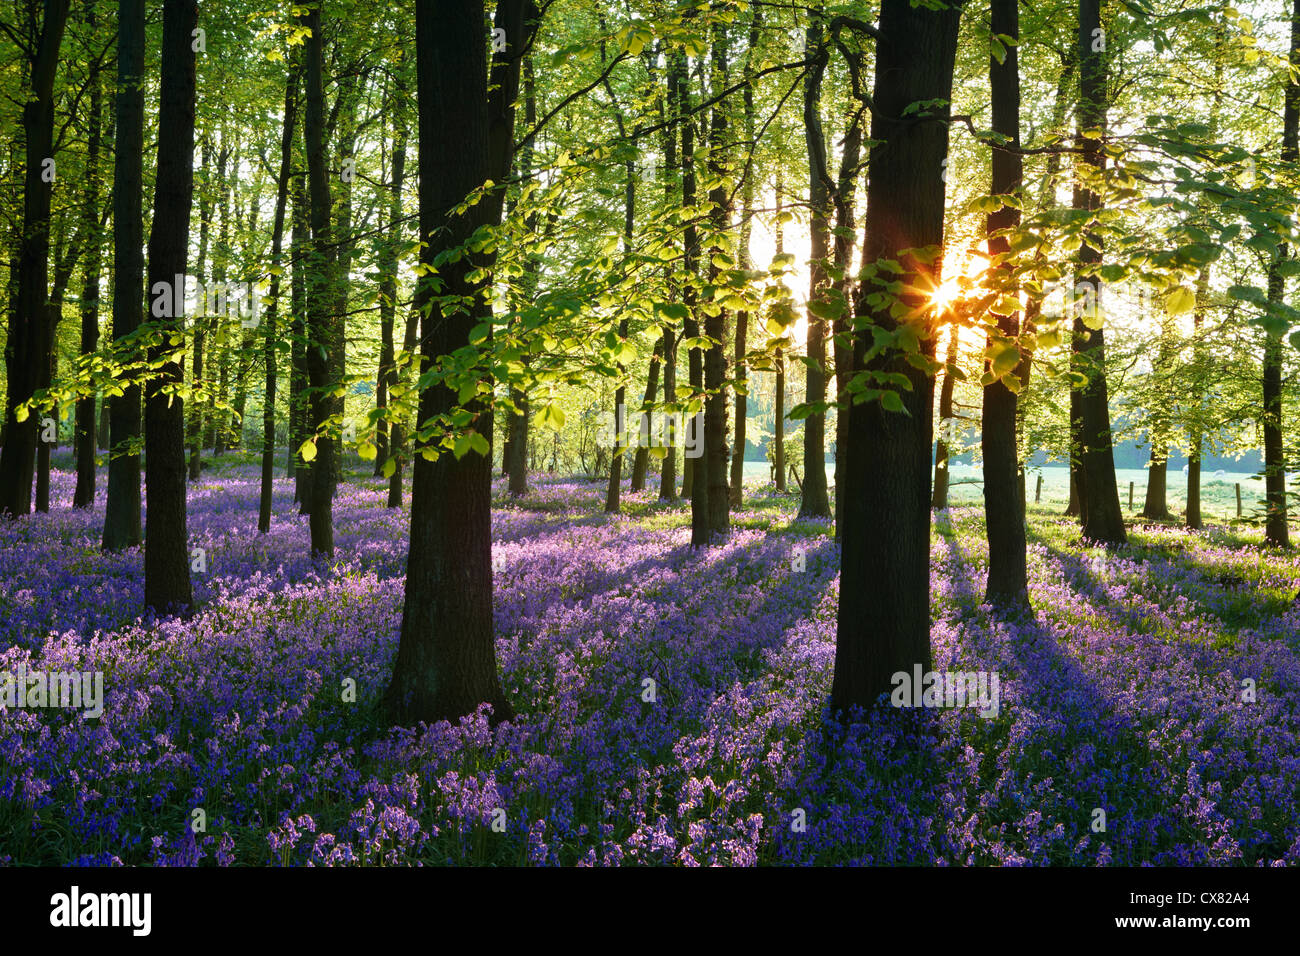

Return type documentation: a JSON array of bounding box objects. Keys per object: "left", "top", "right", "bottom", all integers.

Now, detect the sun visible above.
[{"left": 929, "top": 244, "right": 991, "bottom": 315}]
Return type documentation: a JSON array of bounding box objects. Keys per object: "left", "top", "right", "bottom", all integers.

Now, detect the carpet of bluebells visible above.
[{"left": 2, "top": 455, "right": 1300, "bottom": 866}]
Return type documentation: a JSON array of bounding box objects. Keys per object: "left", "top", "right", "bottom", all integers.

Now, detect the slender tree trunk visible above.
[
  {"left": 773, "top": 185, "right": 786, "bottom": 493},
  {"left": 982, "top": 0, "right": 1029, "bottom": 610},
  {"left": 630, "top": 340, "right": 662, "bottom": 491},
  {"left": 290, "top": 173, "right": 312, "bottom": 508},
  {"left": 831, "top": 112, "right": 863, "bottom": 541},
  {"left": 932, "top": 322, "right": 957, "bottom": 509},
  {"left": 674, "top": 47, "right": 709, "bottom": 545},
  {"left": 1141, "top": 311, "right": 1175, "bottom": 519},
  {"left": 658, "top": 324, "right": 678, "bottom": 499},
  {"left": 101, "top": 0, "right": 144, "bottom": 550},
  {"left": 731, "top": 7, "right": 761, "bottom": 510},
  {"left": 704, "top": 18, "right": 730, "bottom": 535},
  {"left": 259, "top": 70, "right": 299, "bottom": 533},
  {"left": 376, "top": 96, "right": 407, "bottom": 481},
  {"left": 604, "top": 152, "right": 635, "bottom": 513},
  {"left": 386, "top": 306, "right": 419, "bottom": 508},
  {"left": 187, "top": 139, "right": 216, "bottom": 481},
  {"left": 143, "top": 0, "right": 197, "bottom": 613},
  {"left": 798, "top": 17, "right": 831, "bottom": 519},
  {"left": 831, "top": 0, "right": 963, "bottom": 716},
  {"left": 74, "top": 3, "right": 103, "bottom": 509}
]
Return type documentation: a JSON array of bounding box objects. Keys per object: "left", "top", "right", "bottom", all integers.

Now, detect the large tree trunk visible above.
[
  {"left": 982, "top": 0, "right": 1029, "bottom": 611},
  {"left": 74, "top": 3, "right": 103, "bottom": 510},
  {"left": 1264, "top": 0, "right": 1299, "bottom": 548},
  {"left": 101, "top": 0, "right": 144, "bottom": 551},
  {"left": 259, "top": 70, "right": 299, "bottom": 533},
  {"left": 1070, "top": 0, "right": 1126, "bottom": 545},
  {"left": 303, "top": 3, "right": 337, "bottom": 557},
  {"left": 384, "top": 0, "right": 534, "bottom": 726},
  {"left": 798, "top": 17, "right": 831, "bottom": 520},
  {"left": 0, "top": 0, "right": 70, "bottom": 519},
  {"left": 143, "top": 0, "right": 197, "bottom": 614},
  {"left": 831, "top": 0, "right": 963, "bottom": 716}
]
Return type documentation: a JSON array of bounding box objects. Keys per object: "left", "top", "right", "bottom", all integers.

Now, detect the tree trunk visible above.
[
  {"left": 143, "top": 0, "right": 197, "bottom": 613},
  {"left": 101, "top": 0, "right": 144, "bottom": 551},
  {"left": 731, "top": 7, "right": 761, "bottom": 510},
  {"left": 1263, "top": 0, "right": 1299, "bottom": 548},
  {"left": 384, "top": 0, "right": 534, "bottom": 726},
  {"left": 658, "top": 324, "right": 678, "bottom": 499},
  {"left": 798, "top": 17, "right": 831, "bottom": 520},
  {"left": 673, "top": 47, "right": 709, "bottom": 545},
  {"left": 259, "top": 69, "right": 298, "bottom": 533},
  {"left": 1070, "top": 0, "right": 1126, "bottom": 546},
  {"left": 375, "top": 90, "right": 407, "bottom": 481},
  {"left": 982, "top": 0, "right": 1029, "bottom": 610},
  {"left": 303, "top": 2, "right": 337, "bottom": 557},
  {"left": 188, "top": 138, "right": 217, "bottom": 482},
  {"left": 630, "top": 340, "right": 662, "bottom": 492},
  {"left": 704, "top": 19, "right": 730, "bottom": 536},
  {"left": 74, "top": 2, "right": 103, "bottom": 510},
  {"left": 0, "top": 0, "right": 71, "bottom": 519},
  {"left": 831, "top": 0, "right": 963, "bottom": 716},
  {"left": 931, "top": 323, "right": 957, "bottom": 509},
  {"left": 386, "top": 306, "right": 420, "bottom": 509},
  {"left": 290, "top": 172, "right": 312, "bottom": 507}
]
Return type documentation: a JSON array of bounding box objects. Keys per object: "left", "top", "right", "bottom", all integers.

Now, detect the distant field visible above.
[{"left": 744, "top": 460, "right": 1288, "bottom": 523}]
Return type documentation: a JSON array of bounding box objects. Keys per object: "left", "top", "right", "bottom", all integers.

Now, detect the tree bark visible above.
[
  {"left": 303, "top": 2, "right": 337, "bottom": 557},
  {"left": 831, "top": 0, "right": 963, "bottom": 716},
  {"left": 73, "top": 1, "right": 103, "bottom": 509},
  {"left": 259, "top": 69, "right": 299, "bottom": 533},
  {"left": 1070, "top": 0, "right": 1126, "bottom": 545},
  {"left": 384, "top": 0, "right": 535, "bottom": 726},
  {"left": 931, "top": 322, "right": 957, "bottom": 509},
  {"left": 798, "top": 17, "right": 831, "bottom": 519},
  {"left": 704, "top": 18, "right": 730, "bottom": 535},
  {"left": 982, "top": 0, "right": 1030, "bottom": 610},
  {"left": 0, "top": 0, "right": 70, "bottom": 519},
  {"left": 143, "top": 0, "right": 197, "bottom": 613},
  {"left": 1263, "top": 0, "right": 1299, "bottom": 548},
  {"left": 101, "top": 0, "right": 144, "bottom": 551}
]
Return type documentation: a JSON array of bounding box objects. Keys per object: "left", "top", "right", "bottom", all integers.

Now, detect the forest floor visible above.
[{"left": 2, "top": 456, "right": 1299, "bottom": 865}]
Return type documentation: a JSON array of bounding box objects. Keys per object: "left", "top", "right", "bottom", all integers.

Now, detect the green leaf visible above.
[
  {"left": 299, "top": 438, "right": 317, "bottom": 463},
  {"left": 1165, "top": 285, "right": 1196, "bottom": 315}
]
